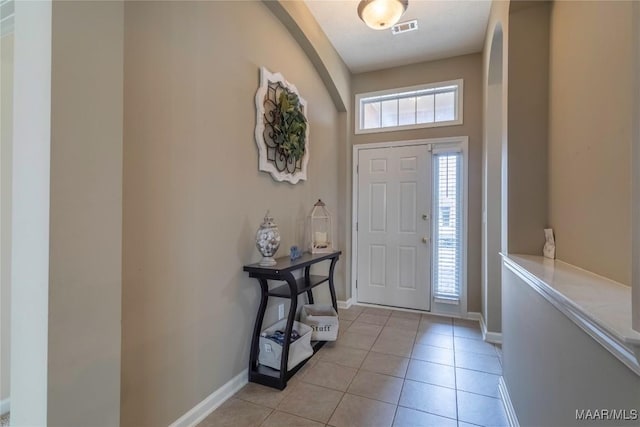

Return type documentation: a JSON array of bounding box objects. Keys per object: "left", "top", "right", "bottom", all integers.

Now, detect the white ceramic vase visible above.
[{"left": 256, "top": 211, "right": 281, "bottom": 266}]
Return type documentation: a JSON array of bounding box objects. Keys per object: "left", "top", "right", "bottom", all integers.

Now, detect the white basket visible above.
[
  {"left": 258, "top": 319, "right": 313, "bottom": 371},
  {"left": 300, "top": 304, "right": 339, "bottom": 341}
]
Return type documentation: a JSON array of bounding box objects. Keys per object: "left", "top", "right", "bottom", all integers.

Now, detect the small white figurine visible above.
[{"left": 543, "top": 228, "right": 556, "bottom": 259}]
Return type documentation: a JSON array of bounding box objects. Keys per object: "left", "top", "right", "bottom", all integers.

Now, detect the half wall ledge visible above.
[{"left": 502, "top": 254, "right": 640, "bottom": 376}]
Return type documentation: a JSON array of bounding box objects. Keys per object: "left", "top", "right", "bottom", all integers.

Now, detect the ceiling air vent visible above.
[{"left": 391, "top": 19, "right": 418, "bottom": 35}]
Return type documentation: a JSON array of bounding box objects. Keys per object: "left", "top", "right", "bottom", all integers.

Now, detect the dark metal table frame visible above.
[{"left": 243, "top": 250, "right": 341, "bottom": 389}]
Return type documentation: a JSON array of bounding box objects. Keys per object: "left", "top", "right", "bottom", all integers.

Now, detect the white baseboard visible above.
[
  {"left": 337, "top": 298, "right": 352, "bottom": 309},
  {"left": 352, "top": 302, "right": 430, "bottom": 316},
  {"left": 499, "top": 377, "right": 519, "bottom": 427},
  {"left": 168, "top": 369, "right": 248, "bottom": 427},
  {"left": 480, "top": 314, "right": 503, "bottom": 344},
  {"left": 466, "top": 311, "right": 482, "bottom": 321},
  {"left": 0, "top": 397, "right": 9, "bottom": 415},
  {"left": 351, "top": 305, "right": 483, "bottom": 323}
]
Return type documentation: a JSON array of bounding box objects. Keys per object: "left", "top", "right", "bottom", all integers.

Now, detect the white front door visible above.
[{"left": 356, "top": 145, "right": 431, "bottom": 311}]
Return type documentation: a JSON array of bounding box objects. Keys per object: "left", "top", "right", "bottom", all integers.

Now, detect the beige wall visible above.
[
  {"left": 263, "top": 1, "right": 353, "bottom": 301},
  {"left": 121, "top": 1, "right": 342, "bottom": 425},
  {"left": 48, "top": 1, "right": 124, "bottom": 426},
  {"left": 351, "top": 53, "right": 483, "bottom": 313},
  {"left": 548, "top": 0, "right": 632, "bottom": 286},
  {"left": 633, "top": 2, "right": 640, "bottom": 332},
  {"left": 507, "top": 2, "right": 549, "bottom": 255},
  {"left": 0, "top": 32, "right": 13, "bottom": 407}
]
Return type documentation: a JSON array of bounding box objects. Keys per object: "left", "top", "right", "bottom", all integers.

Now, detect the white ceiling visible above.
[{"left": 305, "top": 0, "right": 492, "bottom": 74}]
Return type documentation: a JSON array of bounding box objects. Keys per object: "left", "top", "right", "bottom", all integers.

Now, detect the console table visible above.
[{"left": 243, "top": 250, "right": 341, "bottom": 389}]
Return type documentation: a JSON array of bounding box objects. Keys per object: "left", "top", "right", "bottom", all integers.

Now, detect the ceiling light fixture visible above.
[{"left": 357, "top": 0, "right": 408, "bottom": 31}]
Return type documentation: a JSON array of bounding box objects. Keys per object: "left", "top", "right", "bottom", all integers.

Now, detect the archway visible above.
[{"left": 482, "top": 24, "right": 504, "bottom": 337}]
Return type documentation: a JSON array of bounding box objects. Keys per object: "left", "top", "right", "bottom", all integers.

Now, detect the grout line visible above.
[
  {"left": 323, "top": 343, "right": 372, "bottom": 426},
  {"left": 325, "top": 391, "right": 347, "bottom": 426},
  {"left": 452, "top": 317, "right": 460, "bottom": 424},
  {"left": 455, "top": 389, "right": 504, "bottom": 400},
  {"left": 257, "top": 408, "right": 274, "bottom": 427},
  {"left": 342, "top": 350, "right": 365, "bottom": 392},
  {"left": 454, "top": 347, "right": 502, "bottom": 360},
  {"left": 340, "top": 390, "right": 402, "bottom": 407},
  {"left": 394, "top": 377, "right": 408, "bottom": 426},
  {"left": 402, "top": 374, "right": 503, "bottom": 401},
  {"left": 391, "top": 404, "right": 400, "bottom": 427},
  {"left": 332, "top": 308, "right": 415, "bottom": 425},
  {"left": 404, "top": 374, "right": 457, "bottom": 393},
  {"left": 455, "top": 366, "right": 501, "bottom": 377},
  {"left": 395, "top": 403, "right": 459, "bottom": 422}
]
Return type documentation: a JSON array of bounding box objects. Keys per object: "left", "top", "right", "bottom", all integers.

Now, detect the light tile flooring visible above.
[{"left": 198, "top": 305, "right": 507, "bottom": 427}]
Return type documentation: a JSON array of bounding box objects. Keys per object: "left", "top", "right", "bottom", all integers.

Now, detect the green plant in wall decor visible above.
[
  {"left": 255, "top": 67, "right": 310, "bottom": 184},
  {"left": 274, "top": 91, "right": 307, "bottom": 160}
]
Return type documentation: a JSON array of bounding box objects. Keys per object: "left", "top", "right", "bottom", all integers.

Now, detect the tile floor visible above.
[{"left": 198, "top": 305, "right": 507, "bottom": 427}]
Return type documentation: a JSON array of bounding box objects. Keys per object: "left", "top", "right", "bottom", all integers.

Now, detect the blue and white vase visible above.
[{"left": 256, "top": 211, "right": 281, "bottom": 266}]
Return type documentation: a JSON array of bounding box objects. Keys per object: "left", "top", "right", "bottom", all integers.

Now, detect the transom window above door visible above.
[{"left": 355, "top": 79, "right": 463, "bottom": 134}]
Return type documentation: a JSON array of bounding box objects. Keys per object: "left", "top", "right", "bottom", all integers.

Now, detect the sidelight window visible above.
[{"left": 432, "top": 150, "right": 463, "bottom": 300}]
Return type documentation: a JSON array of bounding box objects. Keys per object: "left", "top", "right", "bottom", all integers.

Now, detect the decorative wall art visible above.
[{"left": 255, "top": 67, "right": 309, "bottom": 184}]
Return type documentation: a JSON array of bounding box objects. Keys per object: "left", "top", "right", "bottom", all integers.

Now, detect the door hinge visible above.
[
  {"left": 356, "top": 222, "right": 358, "bottom": 231},
  {"left": 356, "top": 164, "right": 359, "bottom": 174},
  {"left": 356, "top": 280, "right": 358, "bottom": 288}
]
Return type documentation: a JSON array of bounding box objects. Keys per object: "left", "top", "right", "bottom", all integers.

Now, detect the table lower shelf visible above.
[
  {"left": 266, "top": 275, "right": 329, "bottom": 298},
  {"left": 249, "top": 340, "right": 327, "bottom": 389}
]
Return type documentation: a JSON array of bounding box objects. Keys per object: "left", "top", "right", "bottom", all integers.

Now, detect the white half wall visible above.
[
  {"left": 10, "top": 1, "right": 52, "bottom": 425},
  {"left": 502, "top": 262, "right": 640, "bottom": 425},
  {"left": 0, "top": 28, "right": 14, "bottom": 408}
]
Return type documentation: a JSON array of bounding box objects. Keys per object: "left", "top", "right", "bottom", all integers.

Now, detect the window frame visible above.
[{"left": 355, "top": 79, "right": 464, "bottom": 135}]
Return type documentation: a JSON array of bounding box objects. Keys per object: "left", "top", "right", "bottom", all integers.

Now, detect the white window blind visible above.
[{"left": 433, "top": 151, "right": 462, "bottom": 300}]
